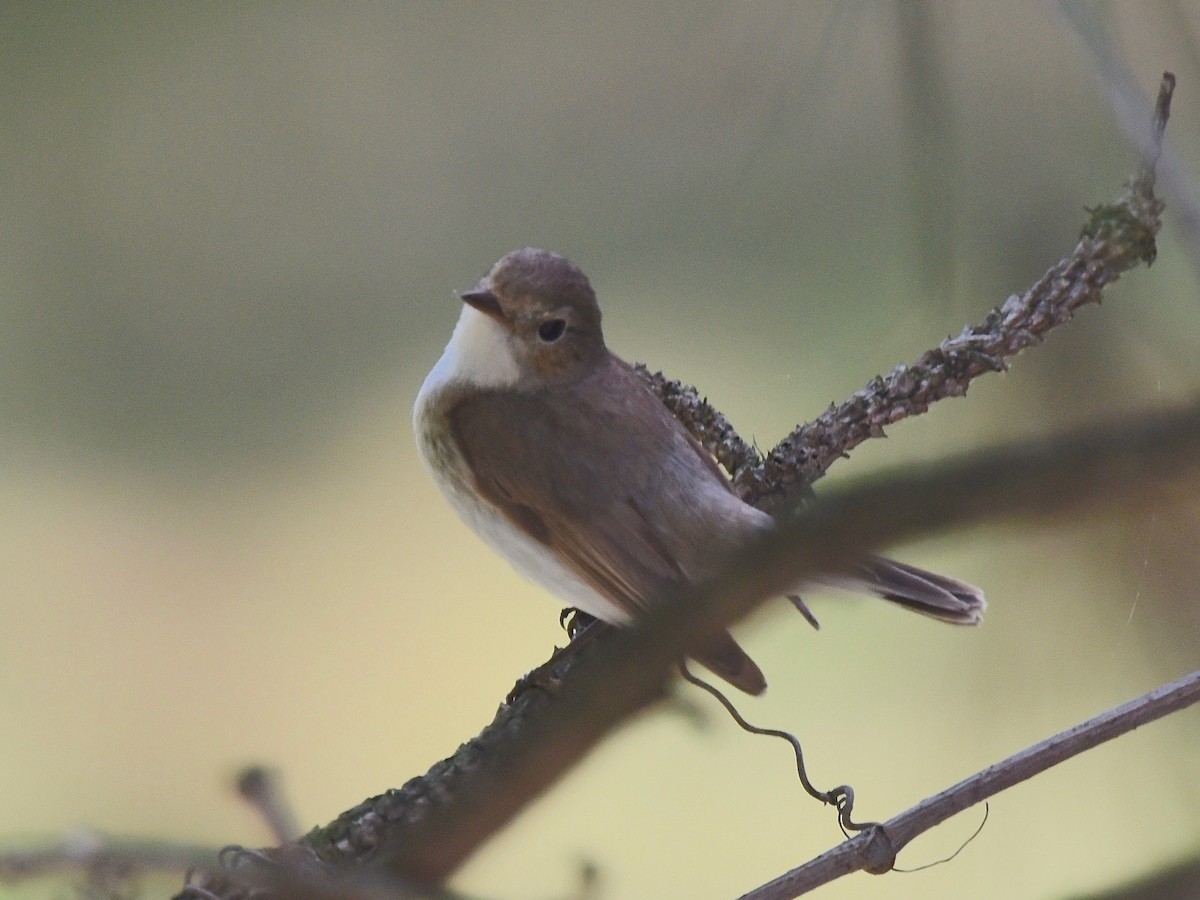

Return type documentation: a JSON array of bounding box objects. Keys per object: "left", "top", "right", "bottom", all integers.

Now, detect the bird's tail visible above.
[
  {"left": 694, "top": 630, "right": 767, "bottom": 696},
  {"left": 692, "top": 557, "right": 983, "bottom": 696},
  {"left": 818, "top": 554, "right": 986, "bottom": 625}
]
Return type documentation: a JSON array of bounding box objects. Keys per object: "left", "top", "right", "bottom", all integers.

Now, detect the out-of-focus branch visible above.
[
  {"left": 738, "top": 669, "right": 1200, "bottom": 899},
  {"left": 183, "top": 397, "right": 1200, "bottom": 900},
  {"left": 0, "top": 831, "right": 217, "bottom": 882}
]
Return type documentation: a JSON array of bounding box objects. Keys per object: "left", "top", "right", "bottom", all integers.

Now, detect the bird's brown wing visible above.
[{"left": 447, "top": 361, "right": 767, "bottom": 694}]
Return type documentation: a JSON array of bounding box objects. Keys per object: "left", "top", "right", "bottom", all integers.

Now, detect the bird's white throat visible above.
[
  {"left": 412, "top": 301, "right": 632, "bottom": 625},
  {"left": 417, "top": 304, "right": 520, "bottom": 405}
]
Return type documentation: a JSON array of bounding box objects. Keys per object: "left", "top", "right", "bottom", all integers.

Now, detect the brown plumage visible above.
[{"left": 415, "top": 248, "right": 985, "bottom": 695}]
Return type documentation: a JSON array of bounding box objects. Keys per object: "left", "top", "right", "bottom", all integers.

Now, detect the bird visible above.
[{"left": 413, "top": 248, "right": 985, "bottom": 694}]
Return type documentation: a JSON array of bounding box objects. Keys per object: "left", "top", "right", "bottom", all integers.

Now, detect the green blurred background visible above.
[{"left": 2, "top": 3, "right": 1198, "bottom": 898}]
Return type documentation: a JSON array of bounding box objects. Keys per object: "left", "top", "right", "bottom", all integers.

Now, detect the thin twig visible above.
[
  {"left": 1057, "top": 3, "right": 1200, "bottom": 270},
  {"left": 738, "top": 669, "right": 1200, "bottom": 899},
  {"left": 235, "top": 767, "right": 302, "bottom": 845},
  {"left": 0, "top": 831, "right": 218, "bottom": 881}
]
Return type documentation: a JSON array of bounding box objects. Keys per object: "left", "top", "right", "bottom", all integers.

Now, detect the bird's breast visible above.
[{"left": 413, "top": 383, "right": 631, "bottom": 624}]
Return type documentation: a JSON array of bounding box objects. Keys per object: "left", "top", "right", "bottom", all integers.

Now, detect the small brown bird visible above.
[{"left": 414, "top": 249, "right": 985, "bottom": 694}]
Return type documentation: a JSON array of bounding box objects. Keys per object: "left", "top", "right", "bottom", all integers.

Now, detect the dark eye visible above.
[{"left": 537, "top": 318, "right": 567, "bottom": 342}]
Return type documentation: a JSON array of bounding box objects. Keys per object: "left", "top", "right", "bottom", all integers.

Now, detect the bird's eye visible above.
[{"left": 537, "top": 319, "right": 567, "bottom": 342}]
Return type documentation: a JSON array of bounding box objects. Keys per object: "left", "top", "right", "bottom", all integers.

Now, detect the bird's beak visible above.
[{"left": 459, "top": 283, "right": 506, "bottom": 322}]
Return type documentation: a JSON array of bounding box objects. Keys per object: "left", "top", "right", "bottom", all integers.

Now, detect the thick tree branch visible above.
[{"left": 186, "top": 398, "right": 1200, "bottom": 900}]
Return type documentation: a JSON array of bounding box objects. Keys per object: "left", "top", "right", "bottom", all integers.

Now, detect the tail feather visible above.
[
  {"left": 821, "top": 555, "right": 986, "bottom": 625},
  {"left": 694, "top": 630, "right": 767, "bottom": 695},
  {"left": 693, "top": 559, "right": 982, "bottom": 695}
]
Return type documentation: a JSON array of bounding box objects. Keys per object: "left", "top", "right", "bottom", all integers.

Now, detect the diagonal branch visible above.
[
  {"left": 642, "top": 73, "right": 1172, "bottom": 511},
  {"left": 738, "top": 668, "right": 1200, "bottom": 898}
]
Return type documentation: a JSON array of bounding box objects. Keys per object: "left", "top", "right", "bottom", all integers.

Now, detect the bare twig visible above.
[
  {"left": 0, "top": 831, "right": 218, "bottom": 882},
  {"left": 738, "top": 669, "right": 1200, "bottom": 899},
  {"left": 235, "top": 766, "right": 302, "bottom": 845},
  {"left": 1057, "top": 4, "right": 1200, "bottom": 269}
]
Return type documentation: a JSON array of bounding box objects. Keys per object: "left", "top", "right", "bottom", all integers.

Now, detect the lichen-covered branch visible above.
[
  {"left": 643, "top": 76, "right": 1171, "bottom": 512},
  {"left": 633, "top": 363, "right": 764, "bottom": 485}
]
